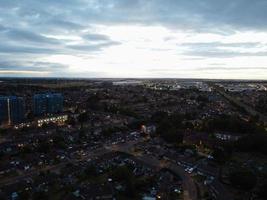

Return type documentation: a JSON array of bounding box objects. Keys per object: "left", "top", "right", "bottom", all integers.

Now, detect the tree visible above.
[
  {"left": 258, "top": 179, "right": 267, "bottom": 199},
  {"left": 255, "top": 94, "right": 267, "bottom": 114},
  {"left": 87, "top": 94, "right": 101, "bottom": 110},
  {"left": 26, "top": 111, "right": 34, "bottom": 120},
  {"left": 212, "top": 145, "right": 233, "bottom": 181},
  {"left": 53, "top": 134, "right": 66, "bottom": 149},
  {"left": 157, "top": 119, "right": 184, "bottom": 143},
  {"left": 112, "top": 166, "right": 137, "bottom": 197},
  {"left": 212, "top": 146, "right": 232, "bottom": 165},
  {"left": 19, "top": 190, "right": 30, "bottom": 200},
  {"left": 101, "top": 127, "right": 127, "bottom": 138},
  {"left": 67, "top": 117, "right": 76, "bottom": 126},
  {"left": 81, "top": 165, "right": 97, "bottom": 179},
  {"left": 229, "top": 168, "right": 257, "bottom": 190},
  {"left": 151, "top": 111, "right": 169, "bottom": 123},
  {"left": 78, "top": 112, "right": 88, "bottom": 129},
  {"left": 33, "top": 191, "right": 49, "bottom": 200},
  {"left": 235, "top": 133, "right": 267, "bottom": 155},
  {"left": 37, "top": 140, "right": 51, "bottom": 154},
  {"left": 112, "top": 166, "right": 133, "bottom": 182},
  {"left": 0, "top": 128, "right": 7, "bottom": 136},
  {"left": 202, "top": 115, "right": 264, "bottom": 134}
]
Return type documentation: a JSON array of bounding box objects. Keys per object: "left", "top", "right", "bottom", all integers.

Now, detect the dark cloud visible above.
[
  {"left": 0, "top": 25, "right": 5, "bottom": 31},
  {"left": 0, "top": 60, "right": 68, "bottom": 76},
  {"left": 1, "top": 0, "right": 267, "bottom": 32},
  {"left": 0, "top": 25, "right": 119, "bottom": 56},
  {"left": 73, "top": 0, "right": 267, "bottom": 31},
  {"left": 0, "top": 0, "right": 266, "bottom": 77},
  {"left": 0, "top": 1, "right": 266, "bottom": 41},
  {"left": 4, "top": 29, "right": 60, "bottom": 44},
  {"left": 82, "top": 33, "right": 110, "bottom": 41},
  {"left": 44, "top": 19, "right": 86, "bottom": 31},
  {"left": 0, "top": 44, "right": 61, "bottom": 54}
]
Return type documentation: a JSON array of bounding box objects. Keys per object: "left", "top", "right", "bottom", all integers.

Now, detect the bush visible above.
[
  {"left": 111, "top": 166, "right": 137, "bottom": 197},
  {"left": 229, "top": 169, "right": 257, "bottom": 190},
  {"left": 156, "top": 114, "right": 184, "bottom": 144},
  {"left": 202, "top": 115, "right": 264, "bottom": 134},
  {"left": 235, "top": 133, "right": 267, "bottom": 155},
  {"left": 258, "top": 179, "right": 267, "bottom": 199}
]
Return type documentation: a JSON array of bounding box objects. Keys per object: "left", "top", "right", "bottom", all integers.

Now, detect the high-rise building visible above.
[
  {"left": 33, "top": 93, "right": 63, "bottom": 116},
  {"left": 0, "top": 97, "right": 8, "bottom": 124},
  {"left": 0, "top": 96, "right": 25, "bottom": 125}
]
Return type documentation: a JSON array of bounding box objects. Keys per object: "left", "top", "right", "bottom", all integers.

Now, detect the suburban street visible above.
[
  {"left": 0, "top": 138, "right": 200, "bottom": 200},
  {"left": 109, "top": 140, "right": 198, "bottom": 200}
]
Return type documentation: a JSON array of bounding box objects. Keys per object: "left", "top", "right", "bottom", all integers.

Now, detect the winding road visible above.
[{"left": 1, "top": 138, "right": 232, "bottom": 200}]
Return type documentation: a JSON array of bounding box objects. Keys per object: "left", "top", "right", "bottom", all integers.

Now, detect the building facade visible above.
[
  {"left": 37, "top": 114, "right": 68, "bottom": 127},
  {"left": 33, "top": 93, "right": 63, "bottom": 116},
  {"left": 0, "top": 96, "right": 25, "bottom": 125},
  {"left": 0, "top": 97, "right": 8, "bottom": 124}
]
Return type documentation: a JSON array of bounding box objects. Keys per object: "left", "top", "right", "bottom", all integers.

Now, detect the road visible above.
[
  {"left": 0, "top": 139, "right": 140, "bottom": 187},
  {"left": 211, "top": 179, "right": 233, "bottom": 200},
  {"left": 110, "top": 142, "right": 198, "bottom": 200},
  {"left": 211, "top": 84, "right": 267, "bottom": 124},
  {"left": 0, "top": 137, "right": 232, "bottom": 200},
  {"left": 136, "top": 155, "right": 197, "bottom": 200},
  {"left": 112, "top": 140, "right": 233, "bottom": 200}
]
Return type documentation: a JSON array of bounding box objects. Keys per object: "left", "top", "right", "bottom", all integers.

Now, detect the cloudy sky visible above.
[{"left": 0, "top": 0, "right": 267, "bottom": 79}]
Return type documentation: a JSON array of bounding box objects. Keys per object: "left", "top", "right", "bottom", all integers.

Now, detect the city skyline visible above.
[{"left": 0, "top": 0, "right": 267, "bottom": 79}]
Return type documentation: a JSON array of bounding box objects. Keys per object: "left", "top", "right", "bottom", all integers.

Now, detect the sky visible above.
[{"left": 0, "top": 0, "right": 267, "bottom": 79}]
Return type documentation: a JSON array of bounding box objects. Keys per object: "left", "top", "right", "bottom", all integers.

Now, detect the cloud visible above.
[
  {"left": 197, "top": 66, "right": 267, "bottom": 71},
  {"left": 82, "top": 33, "right": 111, "bottom": 41},
  {"left": 181, "top": 42, "right": 262, "bottom": 48},
  {"left": 183, "top": 49, "right": 267, "bottom": 58},
  {"left": 67, "top": 41, "right": 121, "bottom": 51},
  {"left": 0, "top": 25, "right": 6, "bottom": 31},
  {"left": 1, "top": 0, "right": 267, "bottom": 32},
  {"left": 0, "top": 0, "right": 267, "bottom": 78},
  {"left": 4, "top": 28, "right": 61, "bottom": 44},
  {"left": 0, "top": 44, "right": 60, "bottom": 54},
  {"left": 0, "top": 60, "right": 68, "bottom": 71},
  {"left": 181, "top": 42, "right": 267, "bottom": 58},
  {"left": 0, "top": 26, "right": 120, "bottom": 55},
  {"left": 0, "top": 60, "right": 70, "bottom": 77},
  {"left": 46, "top": 19, "right": 85, "bottom": 30}
]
